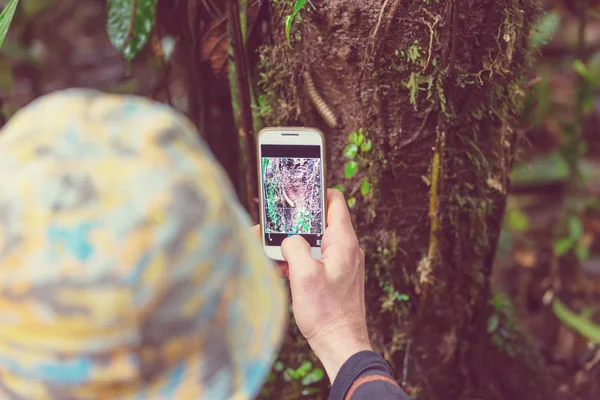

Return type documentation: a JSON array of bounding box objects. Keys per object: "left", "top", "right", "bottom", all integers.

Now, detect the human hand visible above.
[{"left": 281, "top": 189, "right": 372, "bottom": 383}]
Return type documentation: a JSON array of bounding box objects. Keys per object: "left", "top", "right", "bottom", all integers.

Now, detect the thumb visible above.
[{"left": 282, "top": 235, "right": 321, "bottom": 283}]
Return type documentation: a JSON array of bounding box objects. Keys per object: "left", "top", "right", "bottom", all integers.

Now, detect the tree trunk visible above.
[{"left": 262, "top": 1, "right": 555, "bottom": 398}]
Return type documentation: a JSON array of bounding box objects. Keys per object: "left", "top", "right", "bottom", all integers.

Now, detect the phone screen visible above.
[{"left": 261, "top": 144, "right": 324, "bottom": 247}]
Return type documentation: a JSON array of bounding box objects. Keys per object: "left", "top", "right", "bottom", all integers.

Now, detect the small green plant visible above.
[
  {"left": 285, "top": 0, "right": 309, "bottom": 48},
  {"left": 487, "top": 293, "right": 519, "bottom": 356},
  {"left": 340, "top": 128, "right": 373, "bottom": 208},
  {"left": 380, "top": 281, "right": 409, "bottom": 312},
  {"left": 552, "top": 298, "right": 600, "bottom": 343},
  {"left": 553, "top": 215, "right": 590, "bottom": 263},
  {"left": 0, "top": 0, "right": 19, "bottom": 49},
  {"left": 406, "top": 41, "right": 421, "bottom": 64}
]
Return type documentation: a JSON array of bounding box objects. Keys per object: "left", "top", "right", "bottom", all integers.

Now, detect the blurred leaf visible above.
[
  {"left": 0, "top": 0, "right": 19, "bottom": 50},
  {"left": 274, "top": 361, "right": 284, "bottom": 372},
  {"left": 487, "top": 314, "right": 500, "bottom": 333},
  {"left": 0, "top": 39, "right": 38, "bottom": 64},
  {"left": 331, "top": 184, "right": 345, "bottom": 193},
  {"left": 0, "top": 56, "right": 13, "bottom": 91},
  {"left": 552, "top": 298, "right": 600, "bottom": 344},
  {"left": 301, "top": 368, "right": 324, "bottom": 386},
  {"left": 361, "top": 138, "right": 373, "bottom": 152},
  {"left": 107, "top": 0, "right": 158, "bottom": 61},
  {"left": 302, "top": 387, "right": 321, "bottom": 396},
  {"left": 283, "top": 368, "right": 295, "bottom": 382},
  {"left": 348, "top": 131, "right": 358, "bottom": 145},
  {"left": 347, "top": 197, "right": 356, "bottom": 208},
  {"left": 343, "top": 143, "right": 358, "bottom": 159},
  {"left": 497, "top": 229, "right": 514, "bottom": 259},
  {"left": 505, "top": 209, "right": 529, "bottom": 232},
  {"left": 529, "top": 11, "right": 561, "bottom": 48},
  {"left": 568, "top": 216, "right": 583, "bottom": 240},
  {"left": 360, "top": 178, "right": 371, "bottom": 196},
  {"left": 22, "top": 0, "right": 53, "bottom": 16},
  {"left": 573, "top": 60, "right": 596, "bottom": 84},
  {"left": 511, "top": 151, "right": 569, "bottom": 185},
  {"left": 575, "top": 243, "right": 590, "bottom": 263},
  {"left": 297, "top": 361, "right": 312, "bottom": 377},
  {"left": 345, "top": 161, "right": 358, "bottom": 179},
  {"left": 554, "top": 237, "right": 574, "bottom": 256},
  {"left": 394, "top": 292, "right": 409, "bottom": 301},
  {"left": 285, "top": 0, "right": 307, "bottom": 48}
]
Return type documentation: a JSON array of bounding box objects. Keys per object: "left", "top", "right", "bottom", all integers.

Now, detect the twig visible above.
[
  {"left": 397, "top": 106, "right": 433, "bottom": 150},
  {"left": 228, "top": 0, "right": 259, "bottom": 222},
  {"left": 401, "top": 339, "right": 411, "bottom": 387},
  {"left": 200, "top": 0, "right": 221, "bottom": 19},
  {"left": 371, "top": 0, "right": 392, "bottom": 45},
  {"left": 419, "top": 13, "right": 441, "bottom": 72},
  {"left": 585, "top": 346, "right": 600, "bottom": 372},
  {"left": 447, "top": 0, "right": 458, "bottom": 77},
  {"left": 185, "top": 0, "right": 205, "bottom": 136}
]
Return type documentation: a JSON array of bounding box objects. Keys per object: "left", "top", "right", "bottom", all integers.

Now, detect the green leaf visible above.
[
  {"left": 302, "top": 368, "right": 325, "bottom": 386},
  {"left": 361, "top": 138, "right": 373, "bottom": 152},
  {"left": 0, "top": 0, "right": 19, "bottom": 50},
  {"left": 344, "top": 161, "right": 358, "bottom": 179},
  {"left": 573, "top": 59, "right": 595, "bottom": 83},
  {"left": 283, "top": 368, "right": 294, "bottom": 382},
  {"left": 273, "top": 361, "right": 284, "bottom": 372},
  {"left": 575, "top": 243, "right": 590, "bottom": 263},
  {"left": 554, "top": 237, "right": 574, "bottom": 256},
  {"left": 529, "top": 11, "right": 561, "bottom": 48},
  {"left": 297, "top": 361, "right": 312, "bottom": 377},
  {"left": 107, "top": 0, "right": 158, "bottom": 62},
  {"left": 487, "top": 314, "right": 500, "bottom": 333},
  {"left": 347, "top": 197, "right": 356, "bottom": 209},
  {"left": 360, "top": 178, "right": 371, "bottom": 196},
  {"left": 394, "top": 292, "right": 409, "bottom": 302},
  {"left": 505, "top": 209, "right": 529, "bottom": 232},
  {"left": 511, "top": 151, "right": 569, "bottom": 185},
  {"left": 302, "top": 388, "right": 321, "bottom": 396},
  {"left": 568, "top": 216, "right": 584, "bottom": 240},
  {"left": 356, "top": 129, "right": 364, "bottom": 146},
  {"left": 552, "top": 298, "right": 600, "bottom": 343},
  {"left": 331, "top": 184, "right": 345, "bottom": 193},
  {"left": 343, "top": 143, "right": 359, "bottom": 159},
  {"left": 285, "top": 0, "right": 307, "bottom": 48},
  {"left": 348, "top": 131, "right": 358, "bottom": 145}
]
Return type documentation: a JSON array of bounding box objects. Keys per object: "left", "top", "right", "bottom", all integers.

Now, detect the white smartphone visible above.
[{"left": 257, "top": 127, "right": 327, "bottom": 261}]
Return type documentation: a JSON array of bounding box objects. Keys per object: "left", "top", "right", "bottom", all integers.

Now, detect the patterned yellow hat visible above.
[{"left": 0, "top": 90, "right": 287, "bottom": 399}]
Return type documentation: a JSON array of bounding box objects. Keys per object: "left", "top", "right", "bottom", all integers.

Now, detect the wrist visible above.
[{"left": 309, "top": 323, "right": 373, "bottom": 383}]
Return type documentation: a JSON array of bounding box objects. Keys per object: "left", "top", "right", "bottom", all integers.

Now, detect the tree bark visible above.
[{"left": 262, "top": 0, "right": 555, "bottom": 398}]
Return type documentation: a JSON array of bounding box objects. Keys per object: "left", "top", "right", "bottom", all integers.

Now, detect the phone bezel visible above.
[{"left": 257, "top": 127, "right": 327, "bottom": 261}]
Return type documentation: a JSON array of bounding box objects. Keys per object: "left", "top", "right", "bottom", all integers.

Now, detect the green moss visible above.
[
  {"left": 404, "top": 72, "right": 433, "bottom": 110},
  {"left": 257, "top": 45, "right": 297, "bottom": 125}
]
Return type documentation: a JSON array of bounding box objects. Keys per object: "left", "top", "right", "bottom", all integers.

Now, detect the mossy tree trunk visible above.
[{"left": 261, "top": 0, "right": 554, "bottom": 398}]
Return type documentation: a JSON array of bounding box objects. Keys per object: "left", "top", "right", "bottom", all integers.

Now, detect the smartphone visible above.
[{"left": 257, "top": 127, "right": 327, "bottom": 261}]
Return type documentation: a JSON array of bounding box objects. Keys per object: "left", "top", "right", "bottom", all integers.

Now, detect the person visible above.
[{"left": 0, "top": 89, "right": 409, "bottom": 399}]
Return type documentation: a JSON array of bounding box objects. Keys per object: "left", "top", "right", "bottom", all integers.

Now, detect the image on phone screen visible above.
[{"left": 261, "top": 144, "right": 324, "bottom": 247}]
